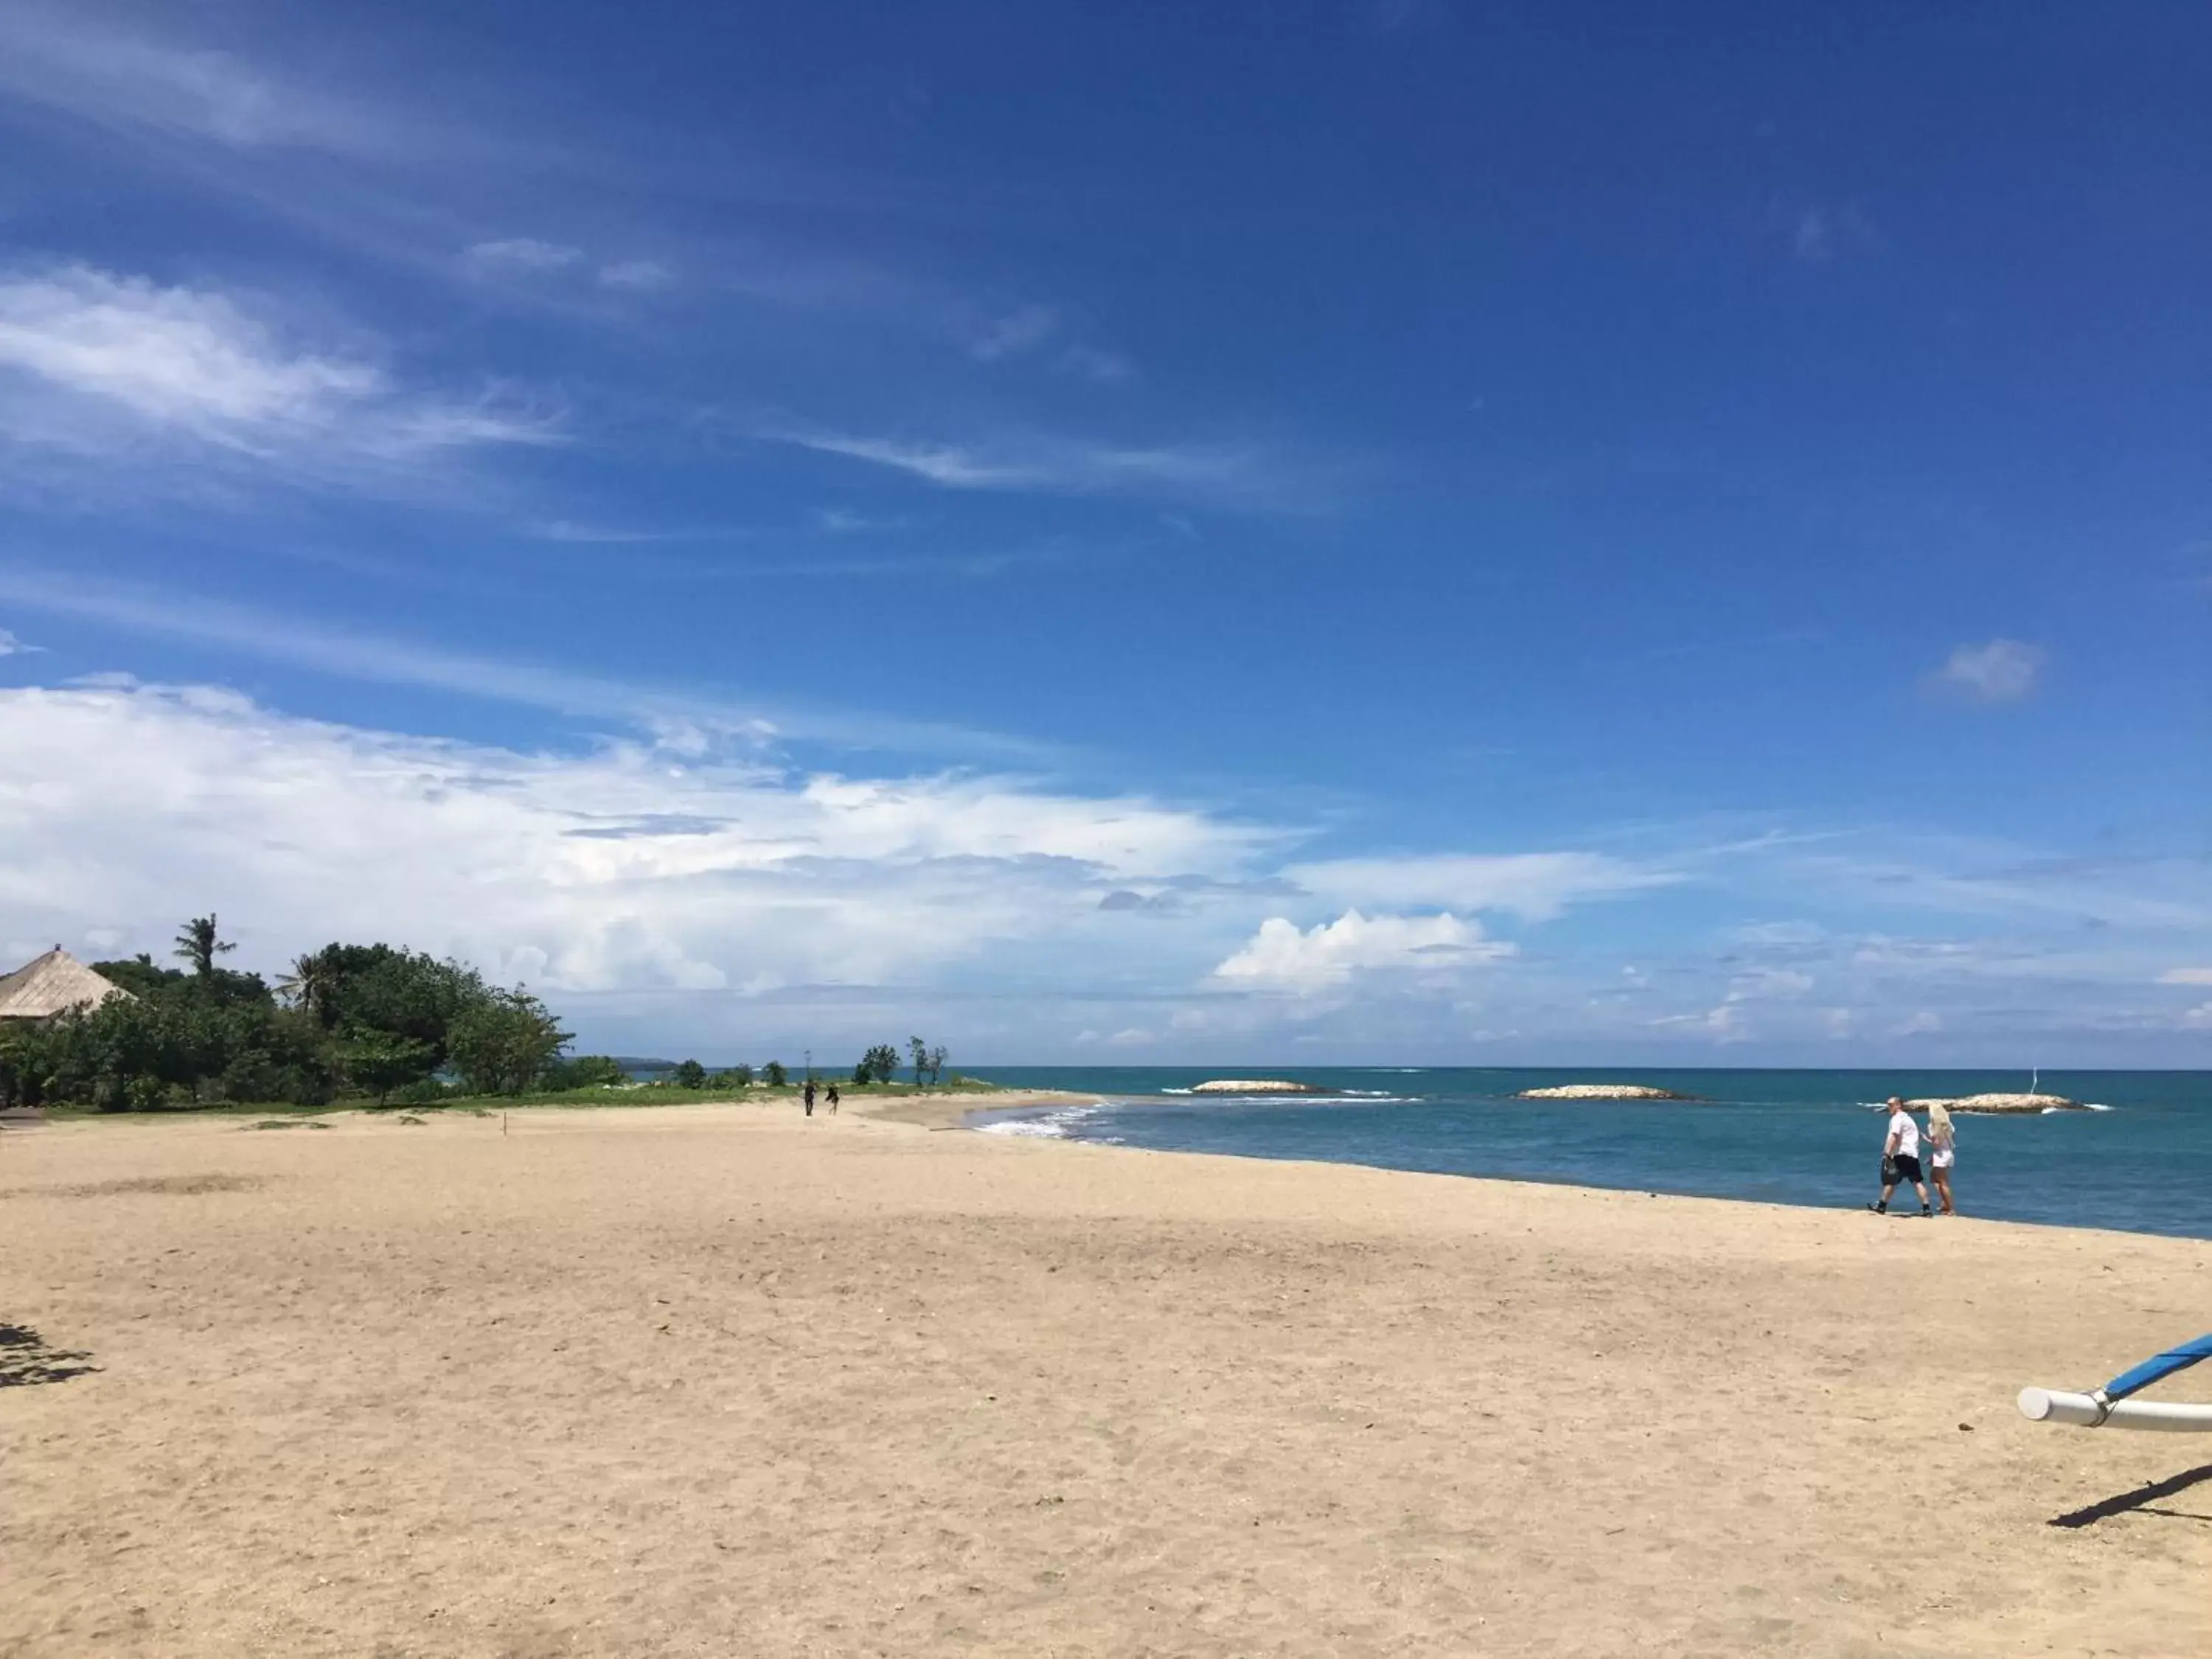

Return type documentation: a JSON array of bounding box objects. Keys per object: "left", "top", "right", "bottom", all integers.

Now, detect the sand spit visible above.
[
  {"left": 1514, "top": 1082, "right": 1696, "bottom": 1100},
  {"left": 1907, "top": 1093, "right": 2084, "bottom": 1115},
  {"left": 1, "top": 1099, "right": 2205, "bottom": 1658},
  {"left": 1189, "top": 1078, "right": 1324, "bottom": 1094}
]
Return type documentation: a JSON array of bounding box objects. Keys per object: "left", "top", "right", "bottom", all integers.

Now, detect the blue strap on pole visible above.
[{"left": 2103, "top": 1333, "right": 2212, "bottom": 1402}]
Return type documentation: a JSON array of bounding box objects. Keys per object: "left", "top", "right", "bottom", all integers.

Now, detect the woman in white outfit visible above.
[{"left": 1925, "top": 1099, "right": 1957, "bottom": 1216}]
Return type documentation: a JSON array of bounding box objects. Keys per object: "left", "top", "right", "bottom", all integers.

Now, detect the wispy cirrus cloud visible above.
[
  {"left": 597, "top": 259, "right": 675, "bottom": 291},
  {"left": 0, "top": 2, "right": 403, "bottom": 156},
  {"left": 969, "top": 304, "right": 1060, "bottom": 362},
  {"left": 0, "top": 569, "right": 1052, "bottom": 762},
  {"left": 0, "top": 264, "right": 559, "bottom": 497},
  {"left": 1927, "top": 638, "right": 2046, "bottom": 704},
  {"left": 465, "top": 241, "right": 677, "bottom": 293},
  {"left": 1288, "top": 850, "right": 1677, "bottom": 920},
  {"left": 763, "top": 425, "right": 1324, "bottom": 511},
  {"left": 964, "top": 305, "right": 1134, "bottom": 383},
  {"left": 465, "top": 238, "right": 585, "bottom": 274}
]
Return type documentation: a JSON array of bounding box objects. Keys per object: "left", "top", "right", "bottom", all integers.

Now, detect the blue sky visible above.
[{"left": 1, "top": 0, "right": 2207, "bottom": 1065}]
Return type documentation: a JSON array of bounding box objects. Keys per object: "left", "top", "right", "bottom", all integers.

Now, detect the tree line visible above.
[
  {"left": 0, "top": 918, "right": 967, "bottom": 1113},
  {"left": 853, "top": 1038, "right": 947, "bottom": 1088},
  {"left": 0, "top": 917, "right": 584, "bottom": 1111}
]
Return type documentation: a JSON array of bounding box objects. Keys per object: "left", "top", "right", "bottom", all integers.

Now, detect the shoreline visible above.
[
  {"left": 947, "top": 1090, "right": 2212, "bottom": 1243},
  {"left": 24, "top": 1085, "right": 2203, "bottom": 1241},
  {"left": 15, "top": 1090, "right": 2205, "bottom": 1248}
]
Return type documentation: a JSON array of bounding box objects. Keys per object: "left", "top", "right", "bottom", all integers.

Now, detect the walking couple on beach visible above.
[{"left": 1868, "top": 1096, "right": 1956, "bottom": 1217}]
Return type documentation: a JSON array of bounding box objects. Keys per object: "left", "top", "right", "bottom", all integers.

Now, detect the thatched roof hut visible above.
[{"left": 0, "top": 947, "right": 128, "bottom": 1022}]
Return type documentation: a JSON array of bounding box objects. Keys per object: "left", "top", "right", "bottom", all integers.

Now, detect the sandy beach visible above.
[{"left": 3, "top": 1095, "right": 2207, "bottom": 1658}]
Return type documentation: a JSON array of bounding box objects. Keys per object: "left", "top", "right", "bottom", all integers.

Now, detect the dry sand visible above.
[{"left": 2, "top": 1095, "right": 2208, "bottom": 1658}]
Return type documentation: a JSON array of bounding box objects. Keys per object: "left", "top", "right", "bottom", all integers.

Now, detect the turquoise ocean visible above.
[{"left": 961, "top": 1068, "right": 2212, "bottom": 1240}]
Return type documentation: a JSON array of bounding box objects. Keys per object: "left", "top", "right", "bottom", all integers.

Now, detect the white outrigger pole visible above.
[{"left": 2019, "top": 1333, "right": 2212, "bottom": 1432}]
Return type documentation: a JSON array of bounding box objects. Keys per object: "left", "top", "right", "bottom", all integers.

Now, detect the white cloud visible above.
[
  {"left": 964, "top": 308, "right": 1133, "bottom": 383},
  {"left": 0, "top": 627, "right": 27, "bottom": 657},
  {"left": 970, "top": 305, "right": 1060, "bottom": 361},
  {"left": 1211, "top": 910, "right": 1511, "bottom": 994},
  {"left": 0, "top": 5, "right": 396, "bottom": 154},
  {"left": 1649, "top": 966, "right": 1812, "bottom": 1044},
  {"left": 1289, "top": 851, "right": 1673, "bottom": 921},
  {"left": 599, "top": 260, "right": 675, "bottom": 291},
  {"left": 0, "top": 571, "right": 1055, "bottom": 762},
  {"left": 0, "top": 681, "right": 1267, "bottom": 999},
  {"left": 465, "top": 239, "right": 585, "bottom": 274},
  {"left": 1930, "top": 639, "right": 2045, "bottom": 704},
  {"left": 1894, "top": 1010, "right": 1944, "bottom": 1036},
  {"left": 1060, "top": 344, "right": 1135, "bottom": 384},
  {"left": 763, "top": 427, "right": 1319, "bottom": 511},
  {"left": 0, "top": 265, "right": 558, "bottom": 486},
  {"left": 463, "top": 245, "right": 675, "bottom": 294},
  {"left": 2183, "top": 1003, "right": 2212, "bottom": 1030},
  {"left": 2157, "top": 967, "right": 2212, "bottom": 986},
  {"left": 776, "top": 433, "right": 1036, "bottom": 488}
]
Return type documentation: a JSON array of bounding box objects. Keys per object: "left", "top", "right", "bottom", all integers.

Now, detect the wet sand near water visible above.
[{"left": 2, "top": 1096, "right": 2208, "bottom": 1657}]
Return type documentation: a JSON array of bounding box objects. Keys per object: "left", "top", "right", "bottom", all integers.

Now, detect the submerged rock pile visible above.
[
  {"left": 1905, "top": 1093, "right": 2083, "bottom": 1115},
  {"left": 1514, "top": 1084, "right": 1697, "bottom": 1101}
]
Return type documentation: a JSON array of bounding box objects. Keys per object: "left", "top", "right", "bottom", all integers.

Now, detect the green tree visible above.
[
  {"left": 860, "top": 1043, "right": 900, "bottom": 1084},
  {"left": 336, "top": 1029, "right": 436, "bottom": 1106},
  {"left": 90, "top": 953, "right": 183, "bottom": 999},
  {"left": 319, "top": 947, "right": 490, "bottom": 1065},
  {"left": 275, "top": 950, "right": 344, "bottom": 1025},
  {"left": 544, "top": 1054, "right": 626, "bottom": 1090},
  {"left": 448, "top": 988, "right": 572, "bottom": 1096},
  {"left": 928, "top": 1044, "right": 949, "bottom": 1088},
  {"left": 764, "top": 1060, "right": 787, "bottom": 1087},
  {"left": 173, "top": 915, "right": 235, "bottom": 977},
  {"left": 0, "top": 1021, "right": 43, "bottom": 1109},
  {"left": 723, "top": 1062, "right": 756, "bottom": 1088},
  {"left": 908, "top": 1036, "right": 929, "bottom": 1088},
  {"left": 672, "top": 1059, "right": 707, "bottom": 1088}
]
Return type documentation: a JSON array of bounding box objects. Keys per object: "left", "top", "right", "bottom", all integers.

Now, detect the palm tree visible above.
[
  {"left": 173, "top": 914, "right": 235, "bottom": 976},
  {"left": 275, "top": 947, "right": 340, "bottom": 1025}
]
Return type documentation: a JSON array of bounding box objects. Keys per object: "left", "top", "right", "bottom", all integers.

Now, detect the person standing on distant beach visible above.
[
  {"left": 1868, "top": 1096, "right": 1932, "bottom": 1217},
  {"left": 826, "top": 1084, "right": 839, "bottom": 1115},
  {"left": 1924, "top": 1100, "right": 1957, "bottom": 1216},
  {"left": 803, "top": 1079, "right": 815, "bottom": 1117}
]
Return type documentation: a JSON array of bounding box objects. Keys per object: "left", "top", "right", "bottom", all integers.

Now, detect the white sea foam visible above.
[
  {"left": 974, "top": 1103, "right": 1108, "bottom": 1139},
  {"left": 1160, "top": 1087, "right": 1194, "bottom": 1096},
  {"left": 2084, "top": 1102, "right": 2113, "bottom": 1112}
]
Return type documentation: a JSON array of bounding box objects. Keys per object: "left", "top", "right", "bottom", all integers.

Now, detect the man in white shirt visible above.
[{"left": 1868, "top": 1095, "right": 1933, "bottom": 1216}]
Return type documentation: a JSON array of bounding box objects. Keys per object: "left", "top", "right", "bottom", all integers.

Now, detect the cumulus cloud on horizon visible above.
[
  {"left": 1211, "top": 909, "right": 1512, "bottom": 994},
  {"left": 0, "top": 681, "right": 1268, "bottom": 998},
  {"left": 1, "top": 675, "right": 2195, "bottom": 1060}
]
